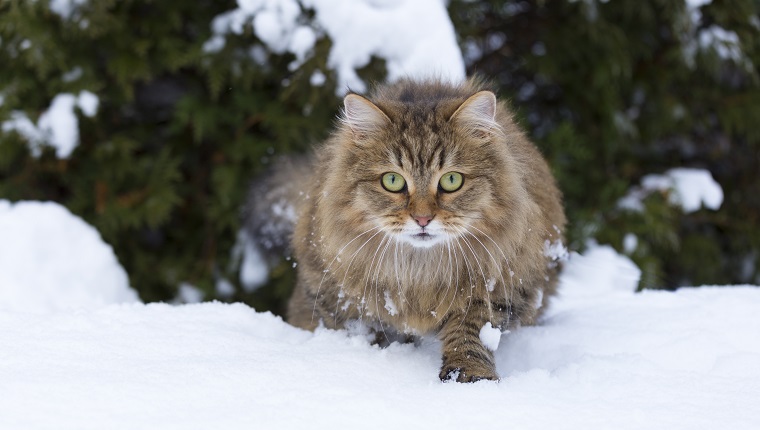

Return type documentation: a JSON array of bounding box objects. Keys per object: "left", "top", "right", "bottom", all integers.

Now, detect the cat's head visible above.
[{"left": 331, "top": 82, "right": 527, "bottom": 250}]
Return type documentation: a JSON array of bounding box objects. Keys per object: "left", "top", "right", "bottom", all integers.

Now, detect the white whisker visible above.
[
  {"left": 372, "top": 237, "right": 394, "bottom": 341},
  {"left": 313, "top": 225, "right": 382, "bottom": 320},
  {"left": 466, "top": 224, "right": 517, "bottom": 327},
  {"left": 452, "top": 238, "right": 477, "bottom": 334},
  {"left": 314, "top": 227, "right": 384, "bottom": 322},
  {"left": 453, "top": 226, "right": 488, "bottom": 285},
  {"left": 458, "top": 226, "right": 509, "bottom": 321},
  {"left": 439, "top": 236, "right": 460, "bottom": 321},
  {"left": 355, "top": 234, "right": 391, "bottom": 322}
]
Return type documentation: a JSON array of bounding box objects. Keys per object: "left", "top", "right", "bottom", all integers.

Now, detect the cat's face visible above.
[
  {"left": 374, "top": 168, "right": 481, "bottom": 249},
  {"left": 340, "top": 91, "right": 513, "bottom": 250}
]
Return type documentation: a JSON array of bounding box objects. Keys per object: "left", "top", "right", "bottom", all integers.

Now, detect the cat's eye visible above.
[
  {"left": 381, "top": 172, "right": 406, "bottom": 192},
  {"left": 439, "top": 172, "right": 464, "bottom": 192}
]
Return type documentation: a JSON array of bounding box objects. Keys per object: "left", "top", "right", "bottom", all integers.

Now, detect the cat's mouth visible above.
[
  {"left": 401, "top": 229, "right": 445, "bottom": 248},
  {"left": 394, "top": 221, "right": 448, "bottom": 248}
]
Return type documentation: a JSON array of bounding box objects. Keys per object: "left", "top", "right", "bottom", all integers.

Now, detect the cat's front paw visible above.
[{"left": 439, "top": 363, "right": 499, "bottom": 383}]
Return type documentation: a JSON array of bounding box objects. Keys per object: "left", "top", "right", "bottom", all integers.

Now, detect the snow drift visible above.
[
  {"left": 0, "top": 200, "right": 138, "bottom": 314},
  {"left": 1, "top": 206, "right": 758, "bottom": 429}
]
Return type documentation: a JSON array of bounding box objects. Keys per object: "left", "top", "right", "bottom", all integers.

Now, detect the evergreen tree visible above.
[
  {"left": 450, "top": 0, "right": 760, "bottom": 288},
  {"left": 0, "top": 0, "right": 384, "bottom": 311},
  {"left": 2, "top": 0, "right": 758, "bottom": 316}
]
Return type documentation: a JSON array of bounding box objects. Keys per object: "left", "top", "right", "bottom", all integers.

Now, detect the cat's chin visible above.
[{"left": 398, "top": 232, "right": 446, "bottom": 249}]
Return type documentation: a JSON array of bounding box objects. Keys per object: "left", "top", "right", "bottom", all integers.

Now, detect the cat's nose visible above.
[{"left": 413, "top": 215, "right": 433, "bottom": 227}]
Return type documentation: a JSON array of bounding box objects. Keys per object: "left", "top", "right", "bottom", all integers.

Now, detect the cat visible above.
[{"left": 246, "top": 78, "right": 566, "bottom": 382}]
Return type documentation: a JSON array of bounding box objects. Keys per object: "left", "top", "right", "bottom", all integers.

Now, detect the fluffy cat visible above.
[{"left": 246, "top": 78, "right": 566, "bottom": 382}]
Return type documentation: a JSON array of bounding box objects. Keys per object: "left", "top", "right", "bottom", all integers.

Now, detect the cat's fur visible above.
[{"left": 246, "top": 78, "right": 566, "bottom": 382}]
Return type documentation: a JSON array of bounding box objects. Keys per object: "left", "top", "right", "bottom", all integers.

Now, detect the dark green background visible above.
[{"left": 1, "top": 0, "right": 758, "bottom": 314}]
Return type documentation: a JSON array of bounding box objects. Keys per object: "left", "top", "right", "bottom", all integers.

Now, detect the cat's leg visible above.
[
  {"left": 286, "top": 280, "right": 322, "bottom": 330},
  {"left": 287, "top": 276, "right": 359, "bottom": 331},
  {"left": 286, "top": 279, "right": 345, "bottom": 330},
  {"left": 437, "top": 301, "right": 498, "bottom": 382}
]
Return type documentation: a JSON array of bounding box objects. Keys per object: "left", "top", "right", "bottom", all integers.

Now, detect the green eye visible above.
[
  {"left": 439, "top": 172, "right": 464, "bottom": 192},
  {"left": 381, "top": 172, "right": 406, "bottom": 192}
]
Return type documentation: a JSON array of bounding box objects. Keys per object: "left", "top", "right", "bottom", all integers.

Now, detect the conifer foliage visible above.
[
  {"left": 0, "top": 0, "right": 347, "bottom": 306},
  {"left": 1, "top": 0, "right": 759, "bottom": 310},
  {"left": 450, "top": 0, "right": 760, "bottom": 288}
]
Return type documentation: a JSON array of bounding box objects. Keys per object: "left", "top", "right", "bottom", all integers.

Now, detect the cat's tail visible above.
[{"left": 243, "top": 154, "right": 313, "bottom": 260}]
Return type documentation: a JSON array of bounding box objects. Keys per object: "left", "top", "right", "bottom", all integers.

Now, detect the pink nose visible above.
[{"left": 413, "top": 215, "right": 433, "bottom": 227}]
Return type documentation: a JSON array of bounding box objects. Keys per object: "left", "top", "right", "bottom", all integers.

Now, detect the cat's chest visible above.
[
  {"left": 338, "top": 249, "right": 451, "bottom": 291},
  {"left": 336, "top": 251, "right": 499, "bottom": 320}
]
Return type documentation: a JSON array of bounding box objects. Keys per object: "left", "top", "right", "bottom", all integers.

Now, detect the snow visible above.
[
  {"left": 48, "top": 0, "right": 87, "bottom": 20},
  {"left": 202, "top": 34, "right": 226, "bottom": 53},
  {"left": 699, "top": 26, "right": 743, "bottom": 61},
  {"left": 623, "top": 232, "right": 638, "bottom": 254},
  {"left": 559, "top": 244, "right": 642, "bottom": 300},
  {"left": 479, "top": 322, "right": 501, "bottom": 352},
  {"left": 0, "top": 200, "right": 138, "bottom": 314},
  {"left": 2, "top": 199, "right": 759, "bottom": 429},
  {"left": 176, "top": 283, "right": 205, "bottom": 304},
  {"left": 543, "top": 238, "right": 569, "bottom": 262},
  {"left": 234, "top": 231, "right": 269, "bottom": 291},
  {"left": 383, "top": 289, "right": 398, "bottom": 316},
  {"left": 310, "top": 69, "right": 327, "bottom": 86},
  {"left": 683, "top": 0, "right": 749, "bottom": 68},
  {"left": 304, "top": 0, "right": 465, "bottom": 92},
  {"left": 206, "top": 0, "right": 465, "bottom": 93},
  {"left": 1, "top": 112, "right": 45, "bottom": 153},
  {"left": 685, "top": 0, "right": 712, "bottom": 8},
  {"left": 62, "top": 67, "right": 84, "bottom": 83},
  {"left": 1, "top": 91, "right": 100, "bottom": 158},
  {"left": 619, "top": 167, "right": 723, "bottom": 213},
  {"left": 288, "top": 26, "right": 317, "bottom": 63},
  {"left": 252, "top": 2, "right": 302, "bottom": 54},
  {"left": 37, "top": 94, "right": 79, "bottom": 158},
  {"left": 76, "top": 90, "right": 100, "bottom": 117},
  {"left": 215, "top": 277, "right": 237, "bottom": 298},
  {"left": 664, "top": 167, "right": 724, "bottom": 212}
]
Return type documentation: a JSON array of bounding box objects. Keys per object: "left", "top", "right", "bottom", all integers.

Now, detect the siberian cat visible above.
[{"left": 246, "top": 78, "right": 566, "bottom": 382}]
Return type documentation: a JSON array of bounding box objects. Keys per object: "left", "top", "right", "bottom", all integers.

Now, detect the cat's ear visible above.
[
  {"left": 449, "top": 91, "right": 501, "bottom": 140},
  {"left": 342, "top": 94, "right": 391, "bottom": 141}
]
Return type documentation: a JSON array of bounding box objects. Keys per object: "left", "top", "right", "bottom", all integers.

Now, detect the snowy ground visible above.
[{"left": 1, "top": 201, "right": 759, "bottom": 429}]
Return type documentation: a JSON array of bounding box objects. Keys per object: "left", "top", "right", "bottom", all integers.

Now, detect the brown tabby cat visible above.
[{"left": 246, "top": 78, "right": 566, "bottom": 382}]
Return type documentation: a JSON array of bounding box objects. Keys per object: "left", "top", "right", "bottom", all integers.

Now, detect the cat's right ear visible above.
[{"left": 342, "top": 94, "right": 390, "bottom": 142}]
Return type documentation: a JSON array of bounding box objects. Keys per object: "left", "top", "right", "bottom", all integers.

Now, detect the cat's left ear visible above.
[
  {"left": 342, "top": 94, "right": 391, "bottom": 141},
  {"left": 449, "top": 91, "right": 501, "bottom": 140}
]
